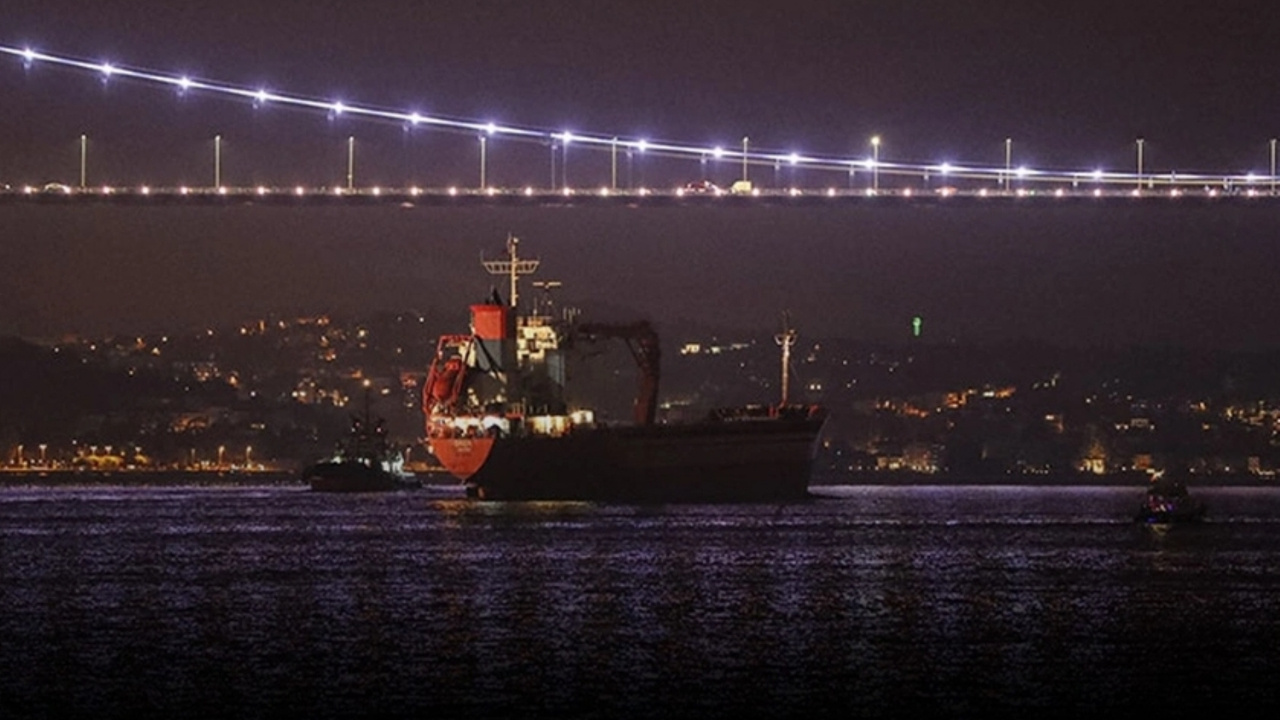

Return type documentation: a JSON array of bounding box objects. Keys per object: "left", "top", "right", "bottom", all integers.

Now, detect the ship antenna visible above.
[
  {"left": 775, "top": 311, "right": 797, "bottom": 407},
  {"left": 481, "top": 233, "right": 541, "bottom": 310}
]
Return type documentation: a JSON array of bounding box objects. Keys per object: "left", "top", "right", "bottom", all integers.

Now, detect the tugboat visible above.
[
  {"left": 304, "top": 380, "right": 420, "bottom": 492},
  {"left": 422, "top": 234, "right": 828, "bottom": 502},
  {"left": 1135, "top": 468, "right": 1206, "bottom": 524}
]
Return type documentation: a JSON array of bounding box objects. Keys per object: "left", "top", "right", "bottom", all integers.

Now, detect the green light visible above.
[{"left": 912, "top": 316, "right": 922, "bottom": 337}]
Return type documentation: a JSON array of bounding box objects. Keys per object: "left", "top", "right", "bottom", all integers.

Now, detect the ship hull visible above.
[
  {"left": 303, "top": 462, "right": 419, "bottom": 493},
  {"left": 431, "top": 414, "right": 826, "bottom": 502}
]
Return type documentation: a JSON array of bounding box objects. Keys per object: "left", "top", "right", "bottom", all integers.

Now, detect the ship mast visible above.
[
  {"left": 482, "top": 233, "right": 541, "bottom": 310},
  {"left": 775, "top": 312, "right": 797, "bottom": 407}
]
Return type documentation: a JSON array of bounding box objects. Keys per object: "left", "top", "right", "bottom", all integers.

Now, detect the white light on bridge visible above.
[
  {"left": 712, "top": 146, "right": 725, "bottom": 159},
  {"left": 485, "top": 122, "right": 497, "bottom": 135},
  {"left": 1054, "top": 188, "right": 1065, "bottom": 197},
  {"left": 101, "top": 185, "right": 112, "bottom": 194},
  {"left": 447, "top": 186, "right": 457, "bottom": 196},
  {"left": 903, "top": 187, "right": 913, "bottom": 197},
  {"left": 410, "top": 186, "right": 422, "bottom": 196},
  {"left": 599, "top": 187, "right": 610, "bottom": 197},
  {"left": 140, "top": 185, "right": 151, "bottom": 195},
  {"left": 331, "top": 101, "right": 345, "bottom": 115},
  {"left": 1093, "top": 188, "right": 1102, "bottom": 197},
  {"left": 636, "top": 140, "right": 648, "bottom": 153},
  {"left": 1092, "top": 169, "right": 1104, "bottom": 181},
  {"left": 255, "top": 89, "right": 270, "bottom": 103},
  {"left": 218, "top": 186, "right": 227, "bottom": 195},
  {"left": 979, "top": 188, "right": 989, "bottom": 197},
  {"left": 178, "top": 76, "right": 192, "bottom": 91},
  {"left": 22, "top": 185, "right": 33, "bottom": 194},
  {"left": 563, "top": 187, "right": 573, "bottom": 196},
  {"left": 485, "top": 187, "right": 496, "bottom": 196},
  {"left": 826, "top": 187, "right": 837, "bottom": 197},
  {"left": 371, "top": 186, "right": 381, "bottom": 196},
  {"left": 22, "top": 47, "right": 35, "bottom": 62},
  {"left": 409, "top": 113, "right": 423, "bottom": 125},
  {"left": 939, "top": 163, "right": 953, "bottom": 175},
  {"left": 788, "top": 152, "right": 800, "bottom": 165},
  {"left": 524, "top": 186, "right": 533, "bottom": 196},
  {"left": 333, "top": 187, "right": 343, "bottom": 196},
  {"left": 180, "top": 186, "right": 190, "bottom": 195},
  {"left": 295, "top": 186, "right": 306, "bottom": 196},
  {"left": 257, "top": 186, "right": 267, "bottom": 195},
  {"left": 99, "top": 62, "right": 114, "bottom": 77}
]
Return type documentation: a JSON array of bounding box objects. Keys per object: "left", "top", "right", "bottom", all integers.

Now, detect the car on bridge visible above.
[{"left": 682, "top": 180, "right": 720, "bottom": 195}]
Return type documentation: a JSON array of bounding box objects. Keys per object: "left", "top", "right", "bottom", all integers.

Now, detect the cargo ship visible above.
[{"left": 422, "top": 235, "right": 827, "bottom": 501}]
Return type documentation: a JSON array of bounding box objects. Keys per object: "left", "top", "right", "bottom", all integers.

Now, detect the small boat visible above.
[
  {"left": 1135, "top": 469, "right": 1205, "bottom": 524},
  {"left": 304, "top": 383, "right": 420, "bottom": 492}
]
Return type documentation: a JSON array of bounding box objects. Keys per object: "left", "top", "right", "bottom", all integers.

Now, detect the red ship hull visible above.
[{"left": 428, "top": 411, "right": 827, "bottom": 502}]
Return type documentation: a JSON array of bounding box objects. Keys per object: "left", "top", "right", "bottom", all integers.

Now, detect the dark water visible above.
[{"left": 3, "top": 484, "right": 1280, "bottom": 718}]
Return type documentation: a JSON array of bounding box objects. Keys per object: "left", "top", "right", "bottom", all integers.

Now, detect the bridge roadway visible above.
[{"left": 3, "top": 184, "right": 1279, "bottom": 207}]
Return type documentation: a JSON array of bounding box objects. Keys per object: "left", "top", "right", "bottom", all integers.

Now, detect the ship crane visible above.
[
  {"left": 775, "top": 312, "right": 799, "bottom": 408},
  {"left": 571, "top": 321, "right": 661, "bottom": 427}
]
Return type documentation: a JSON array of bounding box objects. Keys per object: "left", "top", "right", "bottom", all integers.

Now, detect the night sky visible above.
[{"left": 4, "top": 1, "right": 1280, "bottom": 348}]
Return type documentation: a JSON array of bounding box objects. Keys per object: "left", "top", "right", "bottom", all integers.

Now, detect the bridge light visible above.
[
  {"left": 636, "top": 139, "right": 648, "bottom": 153},
  {"left": 371, "top": 186, "right": 381, "bottom": 196},
  {"left": 1016, "top": 166, "right": 1029, "bottom": 179},
  {"left": 939, "top": 163, "right": 952, "bottom": 175},
  {"left": 1093, "top": 188, "right": 1102, "bottom": 197},
  {"left": 485, "top": 122, "right": 497, "bottom": 135},
  {"left": 178, "top": 76, "right": 192, "bottom": 91},
  {"left": 257, "top": 186, "right": 267, "bottom": 195},
  {"left": 140, "top": 185, "right": 151, "bottom": 195},
  {"left": 22, "top": 47, "right": 36, "bottom": 62},
  {"left": 180, "top": 186, "right": 190, "bottom": 195},
  {"left": 448, "top": 186, "right": 457, "bottom": 196},
  {"left": 712, "top": 146, "right": 725, "bottom": 159},
  {"left": 255, "top": 89, "right": 269, "bottom": 103},
  {"left": 295, "top": 186, "right": 306, "bottom": 196},
  {"left": 1092, "top": 169, "right": 1104, "bottom": 181},
  {"left": 409, "top": 112, "right": 422, "bottom": 125},
  {"left": 410, "top": 186, "right": 422, "bottom": 196},
  {"left": 561, "top": 131, "right": 573, "bottom": 144},
  {"left": 524, "top": 186, "right": 534, "bottom": 196},
  {"left": 331, "top": 101, "right": 345, "bottom": 115},
  {"left": 99, "top": 62, "right": 115, "bottom": 77},
  {"left": 788, "top": 152, "right": 800, "bottom": 165}
]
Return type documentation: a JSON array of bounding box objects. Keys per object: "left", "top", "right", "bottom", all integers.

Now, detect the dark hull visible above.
[
  {"left": 303, "top": 462, "right": 419, "bottom": 493},
  {"left": 1135, "top": 496, "right": 1206, "bottom": 524},
  {"left": 442, "top": 414, "right": 826, "bottom": 502}
]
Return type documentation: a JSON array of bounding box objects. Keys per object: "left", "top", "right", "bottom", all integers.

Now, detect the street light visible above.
[
  {"left": 1004, "top": 138, "right": 1012, "bottom": 192},
  {"left": 214, "top": 134, "right": 222, "bottom": 189},
  {"left": 870, "top": 136, "right": 881, "bottom": 192},
  {"left": 1136, "top": 138, "right": 1145, "bottom": 191},
  {"left": 346, "top": 136, "right": 355, "bottom": 191},
  {"left": 79, "top": 134, "right": 87, "bottom": 188},
  {"left": 742, "top": 136, "right": 749, "bottom": 184},
  {"left": 479, "top": 134, "right": 487, "bottom": 190},
  {"left": 1270, "top": 138, "right": 1277, "bottom": 195}
]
